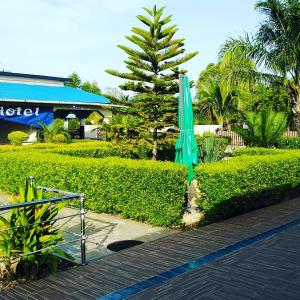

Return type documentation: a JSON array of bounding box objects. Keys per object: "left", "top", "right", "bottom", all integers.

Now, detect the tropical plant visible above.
[
  {"left": 232, "top": 111, "right": 288, "bottom": 147},
  {"left": 0, "top": 179, "right": 72, "bottom": 281},
  {"left": 106, "top": 5, "right": 198, "bottom": 159},
  {"left": 198, "top": 137, "right": 221, "bottom": 163},
  {"left": 37, "top": 119, "right": 71, "bottom": 143},
  {"left": 196, "top": 79, "right": 241, "bottom": 127},
  {"left": 7, "top": 131, "right": 29, "bottom": 146},
  {"left": 101, "top": 115, "right": 141, "bottom": 143},
  {"left": 195, "top": 59, "right": 254, "bottom": 127},
  {"left": 220, "top": 0, "right": 300, "bottom": 131}
]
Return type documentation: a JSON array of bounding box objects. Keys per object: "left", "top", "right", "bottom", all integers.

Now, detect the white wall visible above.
[
  {"left": 194, "top": 125, "right": 222, "bottom": 135},
  {"left": 84, "top": 125, "right": 100, "bottom": 139}
]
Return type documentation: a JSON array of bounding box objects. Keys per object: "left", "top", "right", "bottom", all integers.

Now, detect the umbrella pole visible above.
[{"left": 179, "top": 74, "right": 184, "bottom": 130}]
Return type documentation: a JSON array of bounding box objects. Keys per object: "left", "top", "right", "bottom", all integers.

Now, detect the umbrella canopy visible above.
[{"left": 175, "top": 75, "right": 199, "bottom": 183}]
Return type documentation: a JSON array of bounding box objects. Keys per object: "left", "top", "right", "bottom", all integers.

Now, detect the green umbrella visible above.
[{"left": 175, "top": 75, "right": 198, "bottom": 184}]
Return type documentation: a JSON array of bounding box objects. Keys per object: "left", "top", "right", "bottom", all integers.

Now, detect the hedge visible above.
[
  {"left": 0, "top": 141, "right": 111, "bottom": 153},
  {"left": 276, "top": 137, "right": 300, "bottom": 149},
  {"left": 52, "top": 144, "right": 147, "bottom": 160},
  {"left": 0, "top": 151, "right": 187, "bottom": 227},
  {"left": 195, "top": 151, "right": 300, "bottom": 224},
  {"left": 232, "top": 147, "right": 289, "bottom": 157}
]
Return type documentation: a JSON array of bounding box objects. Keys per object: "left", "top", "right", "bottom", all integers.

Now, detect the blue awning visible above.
[{"left": 0, "top": 82, "right": 110, "bottom": 106}]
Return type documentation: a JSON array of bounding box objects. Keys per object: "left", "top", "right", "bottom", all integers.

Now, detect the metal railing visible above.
[{"left": 0, "top": 177, "right": 87, "bottom": 265}]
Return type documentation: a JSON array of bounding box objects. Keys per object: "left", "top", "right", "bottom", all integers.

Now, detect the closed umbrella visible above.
[{"left": 175, "top": 75, "right": 198, "bottom": 183}]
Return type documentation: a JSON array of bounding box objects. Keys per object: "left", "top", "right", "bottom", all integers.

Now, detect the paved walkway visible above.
[
  {"left": 1, "top": 197, "right": 300, "bottom": 300},
  {"left": 0, "top": 192, "right": 173, "bottom": 262}
]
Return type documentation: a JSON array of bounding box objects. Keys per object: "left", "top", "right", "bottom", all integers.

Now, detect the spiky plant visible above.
[{"left": 232, "top": 111, "right": 288, "bottom": 147}]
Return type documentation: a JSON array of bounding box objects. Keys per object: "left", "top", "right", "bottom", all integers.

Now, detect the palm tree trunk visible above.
[{"left": 289, "top": 84, "right": 300, "bottom": 134}]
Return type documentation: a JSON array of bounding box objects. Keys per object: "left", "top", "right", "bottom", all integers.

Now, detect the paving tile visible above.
[{"left": 1, "top": 197, "right": 299, "bottom": 299}]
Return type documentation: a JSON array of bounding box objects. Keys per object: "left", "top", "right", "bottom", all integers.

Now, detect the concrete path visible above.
[
  {"left": 57, "top": 207, "right": 173, "bottom": 262},
  {"left": 0, "top": 192, "right": 173, "bottom": 263},
  {"left": 1, "top": 196, "right": 299, "bottom": 300}
]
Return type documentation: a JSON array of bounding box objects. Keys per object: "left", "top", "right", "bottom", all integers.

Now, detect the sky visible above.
[{"left": 0, "top": 0, "right": 261, "bottom": 93}]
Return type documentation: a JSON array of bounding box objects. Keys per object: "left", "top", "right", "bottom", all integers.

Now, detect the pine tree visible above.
[{"left": 106, "top": 5, "right": 198, "bottom": 160}]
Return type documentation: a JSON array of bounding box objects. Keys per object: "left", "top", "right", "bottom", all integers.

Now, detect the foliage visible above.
[
  {"left": 246, "top": 83, "right": 290, "bottom": 111},
  {"left": 195, "top": 56, "right": 256, "bottom": 127},
  {"left": 67, "top": 72, "right": 102, "bottom": 95},
  {"left": 220, "top": 0, "right": 300, "bottom": 130},
  {"left": 0, "top": 179, "right": 71, "bottom": 281},
  {"left": 7, "top": 131, "right": 29, "bottom": 146},
  {"left": 0, "top": 150, "right": 187, "bottom": 227},
  {"left": 52, "top": 134, "right": 67, "bottom": 144},
  {"left": 106, "top": 5, "right": 198, "bottom": 159},
  {"left": 195, "top": 79, "right": 241, "bottom": 127},
  {"left": 196, "top": 135, "right": 229, "bottom": 160},
  {"left": 100, "top": 115, "right": 141, "bottom": 143},
  {"left": 232, "top": 147, "right": 288, "bottom": 157},
  {"left": 195, "top": 149, "right": 300, "bottom": 224},
  {"left": 232, "top": 111, "right": 288, "bottom": 147},
  {"left": 198, "top": 137, "right": 220, "bottom": 163},
  {"left": 276, "top": 137, "right": 300, "bottom": 149},
  {"left": 37, "top": 120, "right": 71, "bottom": 143},
  {"left": 68, "top": 118, "right": 80, "bottom": 130}
]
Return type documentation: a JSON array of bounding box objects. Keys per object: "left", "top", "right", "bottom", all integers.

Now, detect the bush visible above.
[
  {"left": 0, "top": 151, "right": 187, "bottom": 227},
  {"left": 276, "top": 137, "right": 300, "bottom": 149},
  {"left": 7, "top": 131, "right": 29, "bottom": 146},
  {"left": 195, "top": 151, "right": 300, "bottom": 224},
  {"left": 232, "top": 147, "right": 289, "bottom": 157},
  {"left": 52, "top": 134, "right": 67, "bottom": 143}
]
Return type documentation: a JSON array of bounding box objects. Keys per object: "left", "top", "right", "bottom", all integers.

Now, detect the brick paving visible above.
[{"left": 1, "top": 197, "right": 300, "bottom": 300}]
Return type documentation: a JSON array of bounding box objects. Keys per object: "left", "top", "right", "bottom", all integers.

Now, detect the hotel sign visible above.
[{"left": 0, "top": 106, "right": 53, "bottom": 127}]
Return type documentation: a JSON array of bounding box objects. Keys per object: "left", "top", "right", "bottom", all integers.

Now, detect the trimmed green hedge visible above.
[
  {"left": 195, "top": 151, "right": 300, "bottom": 224},
  {"left": 0, "top": 151, "right": 187, "bottom": 227},
  {"left": 232, "top": 147, "right": 289, "bottom": 157},
  {"left": 0, "top": 141, "right": 111, "bottom": 153},
  {"left": 276, "top": 137, "right": 300, "bottom": 149}
]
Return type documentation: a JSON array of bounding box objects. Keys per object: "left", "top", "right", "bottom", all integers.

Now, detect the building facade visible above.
[{"left": 0, "top": 72, "right": 112, "bottom": 143}]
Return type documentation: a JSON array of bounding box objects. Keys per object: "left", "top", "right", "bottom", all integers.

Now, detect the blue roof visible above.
[{"left": 0, "top": 82, "right": 110, "bottom": 106}]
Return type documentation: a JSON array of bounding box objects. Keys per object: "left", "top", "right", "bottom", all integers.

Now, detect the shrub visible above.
[
  {"left": 52, "top": 134, "right": 67, "bottom": 144},
  {"left": 7, "top": 131, "right": 29, "bottom": 146},
  {"left": 232, "top": 147, "right": 289, "bottom": 157},
  {"left": 195, "top": 151, "right": 300, "bottom": 224},
  {"left": 276, "top": 137, "right": 300, "bottom": 149},
  {"left": 0, "top": 151, "right": 187, "bottom": 227}
]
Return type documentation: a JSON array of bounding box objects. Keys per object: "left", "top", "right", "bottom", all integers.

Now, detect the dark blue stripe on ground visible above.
[{"left": 96, "top": 217, "right": 300, "bottom": 300}]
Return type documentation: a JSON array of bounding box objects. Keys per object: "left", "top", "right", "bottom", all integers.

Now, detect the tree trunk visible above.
[
  {"left": 152, "top": 129, "right": 158, "bottom": 160},
  {"left": 289, "top": 84, "right": 300, "bottom": 134}
]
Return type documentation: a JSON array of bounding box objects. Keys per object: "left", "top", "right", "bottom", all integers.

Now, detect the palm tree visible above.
[
  {"left": 220, "top": 0, "right": 300, "bottom": 131},
  {"left": 37, "top": 119, "right": 70, "bottom": 142},
  {"left": 196, "top": 79, "right": 244, "bottom": 128}
]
